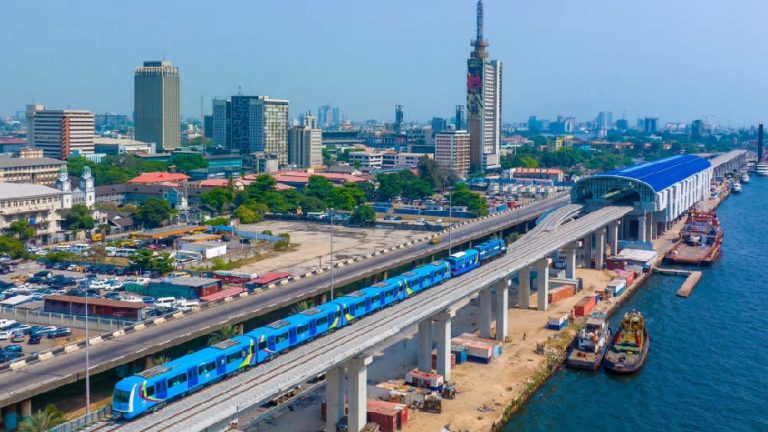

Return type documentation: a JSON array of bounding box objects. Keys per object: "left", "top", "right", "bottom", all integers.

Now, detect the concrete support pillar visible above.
[
  {"left": 646, "top": 213, "right": 654, "bottom": 241},
  {"left": 595, "top": 228, "right": 606, "bottom": 270},
  {"left": 608, "top": 221, "right": 620, "bottom": 254},
  {"left": 518, "top": 267, "right": 531, "bottom": 308},
  {"left": 535, "top": 258, "right": 552, "bottom": 311},
  {"left": 3, "top": 404, "right": 18, "bottom": 432},
  {"left": 638, "top": 213, "right": 647, "bottom": 242},
  {"left": 418, "top": 319, "right": 433, "bottom": 373},
  {"left": 346, "top": 355, "right": 372, "bottom": 432},
  {"left": 20, "top": 400, "right": 31, "bottom": 419},
  {"left": 478, "top": 287, "right": 492, "bottom": 339},
  {"left": 433, "top": 309, "right": 455, "bottom": 381},
  {"left": 494, "top": 279, "right": 509, "bottom": 341},
  {"left": 583, "top": 234, "right": 593, "bottom": 268},
  {"left": 565, "top": 245, "right": 577, "bottom": 279},
  {"left": 325, "top": 366, "right": 346, "bottom": 432}
]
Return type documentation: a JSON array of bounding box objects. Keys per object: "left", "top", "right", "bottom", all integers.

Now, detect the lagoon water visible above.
[{"left": 504, "top": 176, "right": 768, "bottom": 432}]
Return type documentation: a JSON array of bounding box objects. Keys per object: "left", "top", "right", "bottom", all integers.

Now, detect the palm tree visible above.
[
  {"left": 208, "top": 325, "right": 241, "bottom": 346},
  {"left": 291, "top": 299, "right": 314, "bottom": 314},
  {"left": 146, "top": 355, "right": 170, "bottom": 368},
  {"left": 18, "top": 404, "right": 66, "bottom": 432}
]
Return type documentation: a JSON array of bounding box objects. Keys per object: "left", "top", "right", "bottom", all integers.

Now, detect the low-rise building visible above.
[
  {"left": 144, "top": 277, "right": 222, "bottom": 299},
  {"left": 127, "top": 172, "right": 190, "bottom": 185},
  {"left": 381, "top": 152, "right": 429, "bottom": 170},
  {"left": 180, "top": 241, "right": 227, "bottom": 259},
  {"left": 349, "top": 151, "right": 384, "bottom": 171},
  {"left": 94, "top": 137, "right": 154, "bottom": 155},
  {"left": 44, "top": 295, "right": 146, "bottom": 320},
  {"left": 0, "top": 157, "right": 67, "bottom": 186},
  {"left": 508, "top": 167, "right": 564, "bottom": 182},
  {"left": 0, "top": 182, "right": 71, "bottom": 243}
]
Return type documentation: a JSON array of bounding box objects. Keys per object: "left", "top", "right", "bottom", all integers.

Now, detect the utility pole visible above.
[
  {"left": 85, "top": 293, "right": 91, "bottom": 418},
  {"left": 329, "top": 209, "right": 335, "bottom": 301}
]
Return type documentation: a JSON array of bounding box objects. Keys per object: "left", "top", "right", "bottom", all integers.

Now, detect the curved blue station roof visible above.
[{"left": 595, "top": 155, "right": 711, "bottom": 192}]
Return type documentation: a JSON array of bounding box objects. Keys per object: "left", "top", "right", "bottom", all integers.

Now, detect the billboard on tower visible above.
[{"left": 467, "top": 58, "right": 484, "bottom": 115}]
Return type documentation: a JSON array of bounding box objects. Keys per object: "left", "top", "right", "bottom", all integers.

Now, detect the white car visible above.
[
  {"left": 0, "top": 329, "right": 13, "bottom": 340},
  {"left": 88, "top": 280, "right": 109, "bottom": 289},
  {"left": 155, "top": 297, "right": 176, "bottom": 308},
  {"left": 0, "top": 319, "right": 17, "bottom": 328}
]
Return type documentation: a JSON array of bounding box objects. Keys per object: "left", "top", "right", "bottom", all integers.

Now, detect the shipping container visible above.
[
  {"left": 547, "top": 313, "right": 569, "bottom": 330},
  {"left": 573, "top": 295, "right": 597, "bottom": 317},
  {"left": 606, "top": 278, "right": 626, "bottom": 297},
  {"left": 431, "top": 350, "right": 456, "bottom": 369},
  {"left": 548, "top": 285, "right": 576, "bottom": 304},
  {"left": 405, "top": 370, "right": 444, "bottom": 390},
  {"left": 367, "top": 407, "right": 398, "bottom": 432},
  {"left": 368, "top": 399, "right": 409, "bottom": 425}
]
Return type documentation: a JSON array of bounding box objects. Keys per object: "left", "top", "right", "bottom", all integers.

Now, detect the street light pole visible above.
[
  {"left": 85, "top": 292, "right": 90, "bottom": 418},
  {"left": 329, "top": 208, "right": 335, "bottom": 301},
  {"left": 446, "top": 180, "right": 453, "bottom": 255}
]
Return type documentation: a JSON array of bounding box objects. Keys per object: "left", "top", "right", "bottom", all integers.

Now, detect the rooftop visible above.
[
  {"left": 127, "top": 172, "right": 190, "bottom": 184},
  {"left": 0, "top": 183, "right": 64, "bottom": 200},
  {"left": 44, "top": 295, "right": 147, "bottom": 309},
  {"left": 152, "top": 276, "right": 221, "bottom": 288},
  {"left": 595, "top": 155, "right": 711, "bottom": 192},
  {"left": 272, "top": 170, "right": 367, "bottom": 184},
  {"left": 0, "top": 157, "right": 66, "bottom": 168}
]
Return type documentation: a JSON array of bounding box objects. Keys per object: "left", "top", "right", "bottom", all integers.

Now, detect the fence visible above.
[
  {"left": 0, "top": 306, "right": 133, "bottom": 331},
  {"left": 50, "top": 406, "right": 111, "bottom": 432}
]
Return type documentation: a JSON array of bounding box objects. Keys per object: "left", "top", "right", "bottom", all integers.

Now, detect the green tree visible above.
[
  {"left": 153, "top": 252, "right": 175, "bottom": 274},
  {"left": 6, "top": 220, "right": 36, "bottom": 242},
  {"left": 0, "top": 236, "right": 25, "bottom": 258},
  {"left": 399, "top": 171, "right": 433, "bottom": 200},
  {"left": 234, "top": 205, "right": 261, "bottom": 224},
  {"left": 290, "top": 299, "right": 314, "bottom": 314},
  {"left": 201, "top": 187, "right": 234, "bottom": 213},
  {"left": 136, "top": 198, "right": 173, "bottom": 228},
  {"left": 299, "top": 195, "right": 327, "bottom": 213},
  {"left": 208, "top": 325, "right": 242, "bottom": 345},
  {"left": 129, "top": 249, "right": 154, "bottom": 273},
  {"left": 17, "top": 404, "right": 66, "bottom": 432},
  {"left": 305, "top": 176, "right": 335, "bottom": 200},
  {"left": 171, "top": 153, "right": 208, "bottom": 172},
  {"left": 418, "top": 156, "right": 449, "bottom": 190},
  {"left": 65, "top": 204, "right": 95, "bottom": 231},
  {"left": 377, "top": 173, "right": 403, "bottom": 201},
  {"left": 331, "top": 183, "right": 366, "bottom": 210},
  {"left": 350, "top": 205, "right": 376, "bottom": 226},
  {"left": 451, "top": 183, "right": 489, "bottom": 216},
  {"left": 203, "top": 217, "right": 230, "bottom": 226}
]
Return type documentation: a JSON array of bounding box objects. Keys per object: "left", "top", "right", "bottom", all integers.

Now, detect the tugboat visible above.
[
  {"left": 604, "top": 310, "right": 649, "bottom": 374},
  {"left": 566, "top": 312, "right": 612, "bottom": 370},
  {"left": 664, "top": 210, "right": 723, "bottom": 265},
  {"left": 740, "top": 172, "right": 750, "bottom": 184},
  {"left": 732, "top": 182, "right": 742, "bottom": 193}
]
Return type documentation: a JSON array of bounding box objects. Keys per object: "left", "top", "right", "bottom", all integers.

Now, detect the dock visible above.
[{"left": 652, "top": 267, "right": 703, "bottom": 297}]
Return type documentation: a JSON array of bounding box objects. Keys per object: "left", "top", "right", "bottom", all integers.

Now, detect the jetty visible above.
[{"left": 653, "top": 267, "right": 703, "bottom": 297}]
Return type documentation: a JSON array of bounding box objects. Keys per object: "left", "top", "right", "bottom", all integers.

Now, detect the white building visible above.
[
  {"left": 26, "top": 104, "right": 95, "bottom": 159},
  {"left": 0, "top": 181, "right": 72, "bottom": 243},
  {"left": 180, "top": 241, "right": 226, "bottom": 259},
  {"left": 381, "top": 152, "right": 429, "bottom": 170},
  {"left": 435, "top": 130, "right": 471, "bottom": 178},
  {"left": 288, "top": 114, "right": 322, "bottom": 168},
  {"left": 349, "top": 151, "right": 384, "bottom": 171}
]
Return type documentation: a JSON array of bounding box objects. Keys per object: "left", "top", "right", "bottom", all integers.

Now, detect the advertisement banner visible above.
[{"left": 467, "top": 58, "right": 483, "bottom": 115}]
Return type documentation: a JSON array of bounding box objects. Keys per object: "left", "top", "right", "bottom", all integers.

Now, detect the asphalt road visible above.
[{"left": 0, "top": 194, "right": 570, "bottom": 408}]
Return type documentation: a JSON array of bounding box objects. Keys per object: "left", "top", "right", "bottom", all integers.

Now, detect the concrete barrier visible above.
[
  {"left": 239, "top": 292, "right": 249, "bottom": 298},
  {"left": 10, "top": 360, "right": 26, "bottom": 370},
  {"left": 153, "top": 318, "right": 166, "bottom": 325},
  {"left": 224, "top": 297, "right": 233, "bottom": 302},
  {"left": 112, "top": 329, "right": 125, "bottom": 338},
  {"left": 172, "top": 312, "right": 184, "bottom": 319},
  {"left": 133, "top": 323, "right": 146, "bottom": 331},
  {"left": 38, "top": 352, "right": 55, "bottom": 361},
  {"left": 64, "top": 344, "right": 80, "bottom": 353},
  {"left": 89, "top": 337, "right": 103, "bottom": 346}
]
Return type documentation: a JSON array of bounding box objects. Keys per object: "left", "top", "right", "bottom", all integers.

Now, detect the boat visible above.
[
  {"left": 603, "top": 310, "right": 649, "bottom": 374},
  {"left": 732, "top": 182, "right": 742, "bottom": 193},
  {"left": 664, "top": 210, "right": 723, "bottom": 265},
  {"left": 740, "top": 172, "right": 750, "bottom": 183},
  {"left": 757, "top": 162, "right": 768, "bottom": 176},
  {"left": 566, "top": 312, "right": 612, "bottom": 370}
]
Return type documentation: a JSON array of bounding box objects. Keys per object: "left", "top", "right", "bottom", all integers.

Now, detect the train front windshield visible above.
[{"left": 113, "top": 389, "right": 131, "bottom": 404}]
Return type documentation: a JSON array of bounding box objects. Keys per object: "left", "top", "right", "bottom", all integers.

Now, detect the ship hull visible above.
[
  {"left": 604, "top": 331, "right": 650, "bottom": 374},
  {"left": 566, "top": 329, "right": 612, "bottom": 370}
]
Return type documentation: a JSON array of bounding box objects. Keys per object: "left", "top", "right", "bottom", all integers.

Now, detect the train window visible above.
[
  {"left": 168, "top": 373, "right": 187, "bottom": 387},
  {"left": 276, "top": 332, "right": 288, "bottom": 344},
  {"left": 356, "top": 301, "right": 365, "bottom": 310},
  {"left": 316, "top": 316, "right": 328, "bottom": 326},
  {"left": 198, "top": 362, "right": 216, "bottom": 375},
  {"left": 348, "top": 304, "right": 355, "bottom": 315},
  {"left": 226, "top": 352, "right": 241, "bottom": 364},
  {"left": 114, "top": 389, "right": 131, "bottom": 403},
  {"left": 297, "top": 324, "right": 309, "bottom": 334},
  {"left": 258, "top": 339, "right": 267, "bottom": 350},
  {"left": 146, "top": 383, "right": 156, "bottom": 397}
]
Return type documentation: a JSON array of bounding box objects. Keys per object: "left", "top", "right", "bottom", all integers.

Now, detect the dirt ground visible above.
[{"left": 235, "top": 220, "right": 428, "bottom": 276}]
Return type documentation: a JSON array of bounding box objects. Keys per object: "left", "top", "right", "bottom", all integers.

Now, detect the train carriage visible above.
[
  {"left": 370, "top": 278, "right": 407, "bottom": 304},
  {"left": 446, "top": 249, "right": 480, "bottom": 276},
  {"left": 474, "top": 238, "right": 507, "bottom": 262}
]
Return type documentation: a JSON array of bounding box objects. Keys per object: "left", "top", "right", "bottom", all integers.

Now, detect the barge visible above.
[
  {"left": 566, "top": 312, "right": 612, "bottom": 370},
  {"left": 664, "top": 211, "right": 722, "bottom": 265}
]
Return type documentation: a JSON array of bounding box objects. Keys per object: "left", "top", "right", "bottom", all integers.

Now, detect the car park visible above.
[
  {"left": 104, "top": 292, "right": 122, "bottom": 300},
  {"left": 47, "top": 327, "right": 72, "bottom": 339},
  {"left": 27, "top": 333, "right": 42, "bottom": 344},
  {"left": 2, "top": 344, "right": 22, "bottom": 353},
  {"left": 10, "top": 332, "right": 25, "bottom": 343},
  {"left": 31, "top": 326, "right": 56, "bottom": 336}
]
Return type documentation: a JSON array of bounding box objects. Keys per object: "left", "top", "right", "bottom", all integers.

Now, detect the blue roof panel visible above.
[{"left": 595, "top": 155, "right": 711, "bottom": 192}]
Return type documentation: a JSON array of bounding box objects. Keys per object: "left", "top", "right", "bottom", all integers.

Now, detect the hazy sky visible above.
[{"left": 2, "top": 0, "right": 767, "bottom": 126}]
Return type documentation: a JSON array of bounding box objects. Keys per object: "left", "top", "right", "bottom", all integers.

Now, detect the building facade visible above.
[
  {"left": 134, "top": 61, "right": 181, "bottom": 152},
  {"left": 466, "top": 1, "right": 502, "bottom": 172},
  {"left": 0, "top": 157, "right": 67, "bottom": 186},
  {"left": 349, "top": 151, "right": 384, "bottom": 171},
  {"left": 435, "top": 130, "right": 470, "bottom": 178},
  {"left": 381, "top": 152, "right": 429, "bottom": 170},
  {"left": 287, "top": 114, "right": 322, "bottom": 168},
  {"left": 0, "top": 182, "right": 71, "bottom": 243},
  {"left": 212, "top": 98, "right": 232, "bottom": 148},
  {"left": 26, "top": 104, "right": 95, "bottom": 159},
  {"left": 231, "top": 96, "right": 289, "bottom": 165}
]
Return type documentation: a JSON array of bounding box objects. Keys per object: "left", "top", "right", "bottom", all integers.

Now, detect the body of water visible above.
[{"left": 504, "top": 176, "right": 768, "bottom": 432}]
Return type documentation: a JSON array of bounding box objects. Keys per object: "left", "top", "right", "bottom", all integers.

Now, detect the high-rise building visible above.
[
  {"left": 203, "top": 115, "right": 213, "bottom": 139},
  {"left": 616, "top": 118, "right": 629, "bottom": 131},
  {"left": 394, "top": 105, "right": 404, "bottom": 133},
  {"left": 212, "top": 98, "right": 232, "bottom": 149},
  {"left": 288, "top": 113, "right": 322, "bottom": 168},
  {"left": 231, "top": 96, "right": 289, "bottom": 165},
  {"left": 643, "top": 117, "right": 659, "bottom": 134},
  {"left": 26, "top": 104, "right": 94, "bottom": 159},
  {"left": 431, "top": 117, "right": 448, "bottom": 134},
  {"left": 435, "top": 130, "right": 470, "bottom": 178},
  {"left": 467, "top": 0, "right": 502, "bottom": 172},
  {"left": 454, "top": 105, "right": 466, "bottom": 130},
  {"left": 318, "top": 104, "right": 335, "bottom": 129},
  {"left": 332, "top": 107, "right": 341, "bottom": 128},
  {"left": 134, "top": 60, "right": 181, "bottom": 152}
]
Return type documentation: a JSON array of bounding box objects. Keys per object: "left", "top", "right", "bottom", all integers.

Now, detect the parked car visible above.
[
  {"left": 27, "top": 333, "right": 42, "bottom": 344},
  {"left": 33, "top": 271, "right": 52, "bottom": 279},
  {"left": 47, "top": 327, "right": 72, "bottom": 339},
  {"left": 0, "top": 329, "right": 13, "bottom": 340},
  {"left": 10, "top": 332, "right": 25, "bottom": 343},
  {"left": 2, "top": 344, "right": 22, "bottom": 353},
  {"left": 141, "top": 296, "right": 156, "bottom": 304},
  {"left": 104, "top": 292, "right": 122, "bottom": 300},
  {"left": 30, "top": 326, "right": 57, "bottom": 337},
  {"left": 0, "top": 351, "right": 24, "bottom": 363},
  {"left": 14, "top": 324, "right": 32, "bottom": 335},
  {"left": 155, "top": 297, "right": 176, "bottom": 308}
]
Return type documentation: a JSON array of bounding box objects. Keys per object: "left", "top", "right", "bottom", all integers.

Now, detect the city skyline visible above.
[{"left": 2, "top": 0, "right": 768, "bottom": 126}]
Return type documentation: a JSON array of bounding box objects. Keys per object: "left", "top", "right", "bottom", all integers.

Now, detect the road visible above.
[{"left": 0, "top": 193, "right": 570, "bottom": 408}]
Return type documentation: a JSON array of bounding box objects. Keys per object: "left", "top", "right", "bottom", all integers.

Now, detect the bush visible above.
[
  {"left": 274, "top": 240, "right": 290, "bottom": 251},
  {"left": 204, "top": 217, "right": 230, "bottom": 226}
]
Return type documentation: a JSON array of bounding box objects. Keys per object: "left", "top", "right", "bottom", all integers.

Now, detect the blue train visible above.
[{"left": 112, "top": 238, "right": 506, "bottom": 419}]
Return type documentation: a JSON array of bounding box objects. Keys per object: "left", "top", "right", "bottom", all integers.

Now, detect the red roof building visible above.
[{"left": 128, "top": 172, "right": 190, "bottom": 185}]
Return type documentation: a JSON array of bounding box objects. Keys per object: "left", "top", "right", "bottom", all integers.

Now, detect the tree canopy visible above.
[
  {"left": 65, "top": 204, "right": 95, "bottom": 231},
  {"left": 135, "top": 198, "right": 173, "bottom": 228},
  {"left": 451, "top": 183, "right": 488, "bottom": 216},
  {"left": 6, "top": 220, "right": 35, "bottom": 242},
  {"left": 200, "top": 187, "right": 234, "bottom": 213},
  {"left": 350, "top": 205, "right": 376, "bottom": 226}
]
